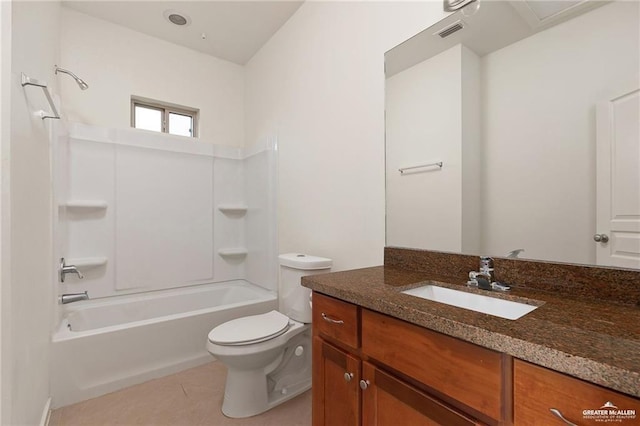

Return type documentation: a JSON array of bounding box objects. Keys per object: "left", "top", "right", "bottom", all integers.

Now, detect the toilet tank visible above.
[{"left": 279, "top": 253, "right": 332, "bottom": 323}]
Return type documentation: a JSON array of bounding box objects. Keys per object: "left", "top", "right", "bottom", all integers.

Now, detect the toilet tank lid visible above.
[{"left": 279, "top": 253, "right": 332, "bottom": 270}]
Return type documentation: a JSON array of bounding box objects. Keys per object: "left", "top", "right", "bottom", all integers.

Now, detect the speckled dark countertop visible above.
[{"left": 302, "top": 265, "right": 640, "bottom": 398}]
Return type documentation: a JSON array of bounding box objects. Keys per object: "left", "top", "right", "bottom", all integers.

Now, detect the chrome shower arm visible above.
[{"left": 55, "top": 65, "right": 89, "bottom": 90}]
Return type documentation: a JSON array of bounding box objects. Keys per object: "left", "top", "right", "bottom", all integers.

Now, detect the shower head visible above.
[{"left": 55, "top": 66, "right": 89, "bottom": 90}]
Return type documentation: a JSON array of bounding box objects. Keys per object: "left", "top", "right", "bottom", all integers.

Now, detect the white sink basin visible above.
[{"left": 402, "top": 285, "right": 539, "bottom": 320}]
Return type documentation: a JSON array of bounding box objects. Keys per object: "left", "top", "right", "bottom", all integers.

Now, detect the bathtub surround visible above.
[{"left": 59, "top": 123, "right": 278, "bottom": 299}]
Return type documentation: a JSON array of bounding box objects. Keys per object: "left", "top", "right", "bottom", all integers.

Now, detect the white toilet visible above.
[{"left": 206, "top": 253, "right": 332, "bottom": 418}]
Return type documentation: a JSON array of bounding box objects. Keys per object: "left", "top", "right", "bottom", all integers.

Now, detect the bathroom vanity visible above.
[{"left": 303, "top": 248, "right": 640, "bottom": 426}]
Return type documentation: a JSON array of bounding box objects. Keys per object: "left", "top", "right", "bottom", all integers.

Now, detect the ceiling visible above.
[
  {"left": 385, "top": 0, "right": 607, "bottom": 77},
  {"left": 62, "top": 1, "right": 304, "bottom": 65}
]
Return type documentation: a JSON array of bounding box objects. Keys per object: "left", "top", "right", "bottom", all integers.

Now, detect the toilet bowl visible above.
[{"left": 206, "top": 253, "right": 332, "bottom": 418}]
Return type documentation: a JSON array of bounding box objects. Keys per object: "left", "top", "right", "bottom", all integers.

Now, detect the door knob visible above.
[
  {"left": 344, "top": 372, "right": 353, "bottom": 382},
  {"left": 593, "top": 234, "right": 609, "bottom": 243},
  {"left": 359, "top": 379, "right": 370, "bottom": 390}
]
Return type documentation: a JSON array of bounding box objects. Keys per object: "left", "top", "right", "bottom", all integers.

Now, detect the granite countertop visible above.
[{"left": 302, "top": 265, "right": 640, "bottom": 398}]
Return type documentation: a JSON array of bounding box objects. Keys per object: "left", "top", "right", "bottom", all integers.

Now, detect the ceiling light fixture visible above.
[{"left": 163, "top": 9, "right": 191, "bottom": 27}]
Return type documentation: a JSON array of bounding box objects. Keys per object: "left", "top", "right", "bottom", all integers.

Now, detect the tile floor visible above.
[{"left": 49, "top": 362, "right": 311, "bottom": 426}]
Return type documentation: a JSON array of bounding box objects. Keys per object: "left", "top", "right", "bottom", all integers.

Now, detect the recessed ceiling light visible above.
[{"left": 163, "top": 9, "right": 191, "bottom": 27}]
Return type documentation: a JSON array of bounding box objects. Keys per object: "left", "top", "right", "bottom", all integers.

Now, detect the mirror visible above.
[{"left": 385, "top": 0, "right": 640, "bottom": 269}]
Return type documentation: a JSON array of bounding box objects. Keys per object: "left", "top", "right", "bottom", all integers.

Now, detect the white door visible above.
[{"left": 596, "top": 85, "right": 640, "bottom": 268}]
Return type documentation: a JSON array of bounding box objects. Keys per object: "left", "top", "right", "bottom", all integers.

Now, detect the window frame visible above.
[{"left": 131, "top": 96, "right": 199, "bottom": 138}]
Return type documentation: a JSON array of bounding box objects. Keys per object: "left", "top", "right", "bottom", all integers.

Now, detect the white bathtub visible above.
[{"left": 51, "top": 280, "right": 277, "bottom": 408}]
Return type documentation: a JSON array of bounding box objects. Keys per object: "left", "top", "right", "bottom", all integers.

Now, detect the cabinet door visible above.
[
  {"left": 312, "top": 336, "right": 361, "bottom": 426},
  {"left": 361, "top": 362, "right": 482, "bottom": 426}
]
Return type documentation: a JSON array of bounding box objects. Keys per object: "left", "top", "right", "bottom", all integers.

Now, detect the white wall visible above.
[
  {"left": 481, "top": 1, "right": 639, "bottom": 264},
  {"left": 0, "top": 3, "right": 10, "bottom": 422},
  {"left": 245, "top": 1, "right": 447, "bottom": 271},
  {"left": 3, "top": 1, "right": 61, "bottom": 424},
  {"left": 59, "top": 8, "right": 245, "bottom": 146}
]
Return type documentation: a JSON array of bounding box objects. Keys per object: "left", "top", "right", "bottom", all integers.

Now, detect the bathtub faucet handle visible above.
[{"left": 60, "top": 257, "right": 84, "bottom": 282}]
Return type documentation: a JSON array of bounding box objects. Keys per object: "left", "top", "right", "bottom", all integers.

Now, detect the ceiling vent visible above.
[{"left": 435, "top": 20, "right": 465, "bottom": 38}]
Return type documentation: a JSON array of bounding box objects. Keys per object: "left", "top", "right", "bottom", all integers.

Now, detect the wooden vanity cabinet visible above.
[
  {"left": 514, "top": 360, "right": 640, "bottom": 425},
  {"left": 312, "top": 291, "right": 640, "bottom": 426},
  {"left": 312, "top": 292, "right": 491, "bottom": 426}
]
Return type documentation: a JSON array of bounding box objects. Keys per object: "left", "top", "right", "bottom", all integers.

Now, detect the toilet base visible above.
[
  {"left": 220, "top": 329, "right": 312, "bottom": 418},
  {"left": 221, "top": 370, "right": 311, "bottom": 418}
]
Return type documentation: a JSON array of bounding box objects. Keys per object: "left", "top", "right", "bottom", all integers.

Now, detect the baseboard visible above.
[
  {"left": 51, "top": 354, "right": 212, "bottom": 409},
  {"left": 39, "top": 397, "right": 52, "bottom": 426}
]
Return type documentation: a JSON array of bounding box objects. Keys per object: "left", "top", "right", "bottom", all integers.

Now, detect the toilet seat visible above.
[{"left": 208, "top": 310, "right": 291, "bottom": 346}]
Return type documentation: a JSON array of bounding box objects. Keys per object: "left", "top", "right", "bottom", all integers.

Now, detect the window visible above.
[{"left": 131, "top": 97, "right": 199, "bottom": 137}]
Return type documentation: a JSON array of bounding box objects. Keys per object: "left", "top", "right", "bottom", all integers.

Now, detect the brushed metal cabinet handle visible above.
[
  {"left": 550, "top": 408, "right": 578, "bottom": 426},
  {"left": 359, "top": 379, "right": 370, "bottom": 390},
  {"left": 321, "top": 312, "right": 344, "bottom": 324},
  {"left": 344, "top": 372, "right": 353, "bottom": 382}
]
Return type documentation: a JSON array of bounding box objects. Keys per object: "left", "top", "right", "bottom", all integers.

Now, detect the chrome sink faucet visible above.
[
  {"left": 467, "top": 256, "right": 510, "bottom": 291},
  {"left": 479, "top": 256, "right": 494, "bottom": 281}
]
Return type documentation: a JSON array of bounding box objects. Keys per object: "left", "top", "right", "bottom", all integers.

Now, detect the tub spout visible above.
[{"left": 60, "top": 291, "right": 89, "bottom": 304}]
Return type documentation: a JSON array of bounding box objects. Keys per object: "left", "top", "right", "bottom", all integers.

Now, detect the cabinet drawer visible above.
[
  {"left": 514, "top": 359, "right": 640, "bottom": 425},
  {"left": 312, "top": 292, "right": 359, "bottom": 349},
  {"left": 362, "top": 309, "right": 504, "bottom": 422},
  {"left": 362, "top": 362, "right": 482, "bottom": 426}
]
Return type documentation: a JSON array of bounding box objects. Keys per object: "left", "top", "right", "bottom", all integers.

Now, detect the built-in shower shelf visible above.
[
  {"left": 64, "top": 200, "right": 108, "bottom": 210},
  {"left": 66, "top": 257, "right": 108, "bottom": 269},
  {"left": 218, "top": 248, "right": 248, "bottom": 257},
  {"left": 218, "top": 204, "right": 248, "bottom": 215}
]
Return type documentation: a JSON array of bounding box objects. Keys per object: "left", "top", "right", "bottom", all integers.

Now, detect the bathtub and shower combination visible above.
[
  {"left": 51, "top": 124, "right": 279, "bottom": 408},
  {"left": 51, "top": 281, "right": 276, "bottom": 408}
]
